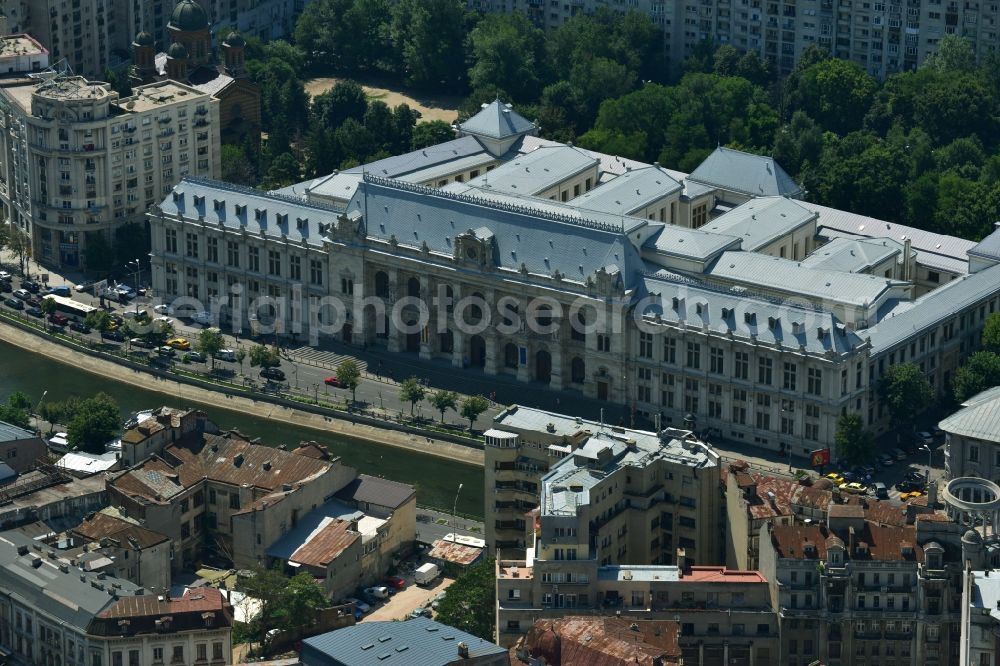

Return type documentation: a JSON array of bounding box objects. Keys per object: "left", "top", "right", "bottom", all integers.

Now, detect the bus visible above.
[{"left": 42, "top": 294, "right": 97, "bottom": 321}]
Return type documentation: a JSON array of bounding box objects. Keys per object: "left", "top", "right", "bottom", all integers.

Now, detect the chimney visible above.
[
  {"left": 233, "top": 453, "right": 244, "bottom": 467},
  {"left": 457, "top": 642, "right": 470, "bottom": 659},
  {"left": 902, "top": 237, "right": 912, "bottom": 281},
  {"left": 927, "top": 480, "right": 938, "bottom": 506}
]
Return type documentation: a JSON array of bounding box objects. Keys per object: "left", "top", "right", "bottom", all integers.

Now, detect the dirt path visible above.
[
  {"left": 362, "top": 577, "right": 454, "bottom": 622},
  {"left": 304, "top": 76, "right": 461, "bottom": 123}
]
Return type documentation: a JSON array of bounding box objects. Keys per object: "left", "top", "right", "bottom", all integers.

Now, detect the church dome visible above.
[
  {"left": 133, "top": 31, "right": 154, "bottom": 47},
  {"left": 167, "top": 42, "right": 189, "bottom": 59},
  {"left": 223, "top": 31, "right": 246, "bottom": 48},
  {"left": 168, "top": 0, "right": 209, "bottom": 32}
]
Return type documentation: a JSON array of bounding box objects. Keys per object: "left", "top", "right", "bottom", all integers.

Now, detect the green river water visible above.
[{"left": 0, "top": 338, "right": 484, "bottom": 517}]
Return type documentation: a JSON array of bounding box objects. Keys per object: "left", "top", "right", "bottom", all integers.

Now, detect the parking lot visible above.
[{"left": 361, "top": 576, "right": 454, "bottom": 622}]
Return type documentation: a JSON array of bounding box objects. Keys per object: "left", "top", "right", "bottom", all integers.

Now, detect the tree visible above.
[
  {"left": 834, "top": 413, "right": 875, "bottom": 464},
  {"left": 389, "top": 0, "right": 469, "bottom": 89},
  {"left": 336, "top": 359, "right": 361, "bottom": 403},
  {"left": 66, "top": 393, "right": 120, "bottom": 454},
  {"left": 982, "top": 312, "right": 1000, "bottom": 355},
  {"left": 261, "top": 152, "right": 301, "bottom": 190},
  {"left": 221, "top": 144, "right": 257, "bottom": 185},
  {"left": 878, "top": 362, "right": 933, "bottom": 427},
  {"left": 85, "top": 310, "right": 113, "bottom": 335},
  {"left": 39, "top": 296, "right": 57, "bottom": 327},
  {"left": 429, "top": 389, "right": 457, "bottom": 424},
  {"left": 953, "top": 351, "right": 1000, "bottom": 403},
  {"left": 411, "top": 120, "right": 455, "bottom": 150},
  {"left": 468, "top": 13, "right": 546, "bottom": 102},
  {"left": 923, "top": 34, "right": 977, "bottom": 74},
  {"left": 434, "top": 558, "right": 496, "bottom": 641},
  {"left": 789, "top": 58, "right": 877, "bottom": 135},
  {"left": 139, "top": 320, "right": 174, "bottom": 347},
  {"left": 198, "top": 328, "right": 225, "bottom": 369},
  {"left": 399, "top": 376, "right": 426, "bottom": 416},
  {"left": 311, "top": 80, "right": 369, "bottom": 130},
  {"left": 7, "top": 223, "right": 30, "bottom": 276},
  {"left": 235, "top": 347, "right": 248, "bottom": 376},
  {"left": 460, "top": 395, "right": 489, "bottom": 432},
  {"left": 37, "top": 400, "right": 64, "bottom": 435},
  {"left": 249, "top": 344, "right": 281, "bottom": 369},
  {"left": 282, "top": 572, "right": 329, "bottom": 630},
  {"left": 0, "top": 392, "right": 32, "bottom": 429}
]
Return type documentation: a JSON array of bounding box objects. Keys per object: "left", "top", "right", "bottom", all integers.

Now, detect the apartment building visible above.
[
  {"left": 108, "top": 429, "right": 357, "bottom": 571},
  {"left": 0, "top": 71, "right": 220, "bottom": 269},
  {"left": 960, "top": 568, "right": 1000, "bottom": 666},
  {"left": 942, "top": 385, "right": 1000, "bottom": 483},
  {"left": 511, "top": 616, "right": 684, "bottom": 666},
  {"left": 496, "top": 559, "right": 780, "bottom": 658},
  {"left": 486, "top": 405, "right": 721, "bottom": 560},
  {"left": 0, "top": 419, "right": 47, "bottom": 474},
  {"left": 69, "top": 508, "right": 172, "bottom": 592},
  {"left": 473, "top": 0, "right": 1000, "bottom": 79},
  {"left": 0, "top": 528, "right": 232, "bottom": 666},
  {"left": 0, "top": 33, "right": 48, "bottom": 75},
  {"left": 758, "top": 503, "right": 965, "bottom": 666}
]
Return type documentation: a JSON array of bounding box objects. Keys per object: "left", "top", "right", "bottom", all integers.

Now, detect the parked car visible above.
[
  {"left": 13, "top": 288, "right": 30, "bottom": 301},
  {"left": 69, "top": 321, "right": 91, "bottom": 333},
  {"left": 324, "top": 376, "right": 342, "bottom": 387},
  {"left": 25, "top": 306, "right": 43, "bottom": 318},
  {"left": 430, "top": 591, "right": 447, "bottom": 610},
  {"left": 48, "top": 312, "right": 69, "bottom": 326},
  {"left": 873, "top": 482, "right": 889, "bottom": 499},
  {"left": 900, "top": 490, "right": 925, "bottom": 501},
  {"left": 409, "top": 607, "right": 432, "bottom": 619},
  {"left": 0, "top": 270, "right": 10, "bottom": 280},
  {"left": 916, "top": 431, "right": 934, "bottom": 445},
  {"left": 185, "top": 351, "right": 205, "bottom": 362},
  {"left": 0, "top": 281, "right": 10, "bottom": 293},
  {"left": 346, "top": 598, "right": 371, "bottom": 615},
  {"left": 892, "top": 447, "right": 908, "bottom": 461},
  {"left": 101, "top": 329, "right": 125, "bottom": 342},
  {"left": 905, "top": 470, "right": 927, "bottom": 483},
  {"left": 364, "top": 586, "right": 390, "bottom": 601},
  {"left": 385, "top": 576, "right": 406, "bottom": 590},
  {"left": 47, "top": 285, "right": 71, "bottom": 297},
  {"left": 877, "top": 453, "right": 894, "bottom": 467},
  {"left": 153, "top": 304, "right": 172, "bottom": 315},
  {"left": 839, "top": 482, "right": 867, "bottom": 495},
  {"left": 824, "top": 472, "right": 845, "bottom": 485},
  {"left": 20, "top": 280, "right": 40, "bottom": 293},
  {"left": 166, "top": 337, "right": 191, "bottom": 350},
  {"left": 5, "top": 297, "right": 24, "bottom": 310},
  {"left": 153, "top": 316, "right": 173, "bottom": 325},
  {"left": 214, "top": 348, "right": 236, "bottom": 362},
  {"left": 260, "top": 367, "right": 286, "bottom": 381},
  {"left": 156, "top": 346, "right": 176, "bottom": 357},
  {"left": 895, "top": 479, "right": 924, "bottom": 492},
  {"left": 130, "top": 337, "right": 154, "bottom": 349}
]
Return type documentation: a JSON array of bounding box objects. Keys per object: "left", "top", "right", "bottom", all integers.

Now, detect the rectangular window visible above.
[
  {"left": 710, "top": 347, "right": 724, "bottom": 374},
  {"left": 226, "top": 241, "right": 239, "bottom": 267},
  {"left": 663, "top": 338, "right": 676, "bottom": 364},
  {"left": 734, "top": 352, "right": 749, "bottom": 380},
  {"left": 289, "top": 255, "right": 301, "bottom": 281},
  {"left": 165, "top": 229, "right": 177, "bottom": 253},
  {"left": 207, "top": 237, "right": 218, "bottom": 263},
  {"left": 686, "top": 342, "right": 701, "bottom": 369},
  {"left": 639, "top": 332, "right": 653, "bottom": 358},
  {"left": 248, "top": 246, "right": 260, "bottom": 272},
  {"left": 758, "top": 357, "right": 773, "bottom": 384},
  {"left": 310, "top": 259, "right": 323, "bottom": 286},
  {"left": 783, "top": 362, "right": 797, "bottom": 391},
  {"left": 268, "top": 250, "right": 281, "bottom": 276},
  {"left": 807, "top": 367, "right": 823, "bottom": 395}
]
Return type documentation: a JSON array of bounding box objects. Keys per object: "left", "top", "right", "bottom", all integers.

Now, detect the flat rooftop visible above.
[
  {"left": 0, "top": 34, "right": 47, "bottom": 58},
  {"left": 123, "top": 80, "right": 209, "bottom": 112}
]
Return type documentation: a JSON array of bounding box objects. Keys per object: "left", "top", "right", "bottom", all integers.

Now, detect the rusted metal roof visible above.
[
  {"left": 289, "top": 518, "right": 359, "bottom": 568},
  {"left": 517, "top": 617, "right": 682, "bottom": 666},
  {"left": 72, "top": 511, "right": 169, "bottom": 549},
  {"left": 428, "top": 539, "right": 483, "bottom": 567}
]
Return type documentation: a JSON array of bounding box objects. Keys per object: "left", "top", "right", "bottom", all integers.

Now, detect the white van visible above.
[{"left": 214, "top": 348, "right": 236, "bottom": 362}]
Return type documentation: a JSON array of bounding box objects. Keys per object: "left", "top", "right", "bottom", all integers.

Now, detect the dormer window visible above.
[
  {"left": 817, "top": 327, "right": 827, "bottom": 339},
  {"left": 254, "top": 208, "right": 265, "bottom": 222},
  {"left": 721, "top": 307, "right": 731, "bottom": 319},
  {"left": 768, "top": 317, "right": 777, "bottom": 330},
  {"left": 671, "top": 297, "right": 679, "bottom": 310},
  {"left": 276, "top": 213, "right": 288, "bottom": 226},
  {"left": 235, "top": 204, "right": 246, "bottom": 216},
  {"left": 213, "top": 199, "right": 224, "bottom": 212},
  {"left": 172, "top": 191, "right": 183, "bottom": 203},
  {"left": 193, "top": 195, "right": 204, "bottom": 207},
  {"left": 745, "top": 312, "right": 755, "bottom": 325},
  {"left": 296, "top": 217, "right": 307, "bottom": 230}
]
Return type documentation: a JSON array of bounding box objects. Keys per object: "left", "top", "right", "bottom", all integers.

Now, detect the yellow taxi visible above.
[
  {"left": 825, "top": 472, "right": 845, "bottom": 485},
  {"left": 166, "top": 337, "right": 191, "bottom": 351}
]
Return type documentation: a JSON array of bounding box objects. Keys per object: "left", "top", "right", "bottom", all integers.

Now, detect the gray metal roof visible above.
[
  {"left": 569, "top": 165, "right": 682, "bottom": 215},
  {"left": 699, "top": 196, "right": 816, "bottom": 251},
  {"left": 864, "top": 262, "right": 1000, "bottom": 354},
  {"left": 163, "top": 178, "right": 342, "bottom": 248},
  {"left": 638, "top": 272, "right": 865, "bottom": 356},
  {"left": 0, "top": 420, "right": 35, "bottom": 443},
  {"left": 300, "top": 617, "right": 508, "bottom": 666},
  {"left": 800, "top": 236, "right": 906, "bottom": 273},
  {"left": 939, "top": 390, "right": 1000, "bottom": 443},
  {"left": 463, "top": 144, "right": 597, "bottom": 196},
  {"left": 969, "top": 225, "right": 1000, "bottom": 261},
  {"left": 335, "top": 473, "right": 414, "bottom": 509},
  {"left": 458, "top": 100, "right": 535, "bottom": 139},
  {"left": 688, "top": 147, "right": 802, "bottom": 198},
  {"left": 348, "top": 176, "right": 645, "bottom": 289},
  {"left": 806, "top": 201, "right": 975, "bottom": 267},
  {"left": 0, "top": 529, "right": 140, "bottom": 631},
  {"left": 642, "top": 225, "right": 742, "bottom": 263},
  {"left": 704, "top": 251, "right": 901, "bottom": 307}
]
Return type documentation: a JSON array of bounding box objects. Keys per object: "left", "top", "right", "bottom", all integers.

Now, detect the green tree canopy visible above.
[
  {"left": 468, "top": 13, "right": 546, "bottom": 102},
  {"left": 878, "top": 362, "right": 934, "bottom": 427},
  {"left": 238, "top": 566, "right": 329, "bottom": 656},
  {"left": 198, "top": 328, "right": 225, "bottom": 369},
  {"left": 429, "top": 389, "right": 457, "bottom": 423},
  {"left": 459, "top": 395, "right": 489, "bottom": 432},
  {"left": 249, "top": 344, "right": 281, "bottom": 369},
  {"left": 789, "top": 58, "right": 877, "bottom": 135},
  {"left": 834, "top": 413, "right": 875, "bottom": 464},
  {"left": 434, "top": 558, "right": 496, "bottom": 640},
  {"left": 983, "top": 312, "right": 1000, "bottom": 354},
  {"left": 953, "top": 351, "right": 1000, "bottom": 403},
  {"left": 67, "top": 393, "right": 120, "bottom": 454},
  {"left": 411, "top": 120, "right": 455, "bottom": 150},
  {"left": 336, "top": 359, "right": 361, "bottom": 403},
  {"left": 399, "top": 376, "right": 426, "bottom": 416},
  {"left": 0, "top": 392, "right": 32, "bottom": 429}
]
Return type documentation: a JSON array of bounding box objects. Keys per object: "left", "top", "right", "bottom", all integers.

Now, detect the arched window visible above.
[
  {"left": 571, "top": 357, "right": 585, "bottom": 384},
  {"left": 504, "top": 343, "right": 518, "bottom": 369},
  {"left": 374, "top": 271, "right": 389, "bottom": 298}
]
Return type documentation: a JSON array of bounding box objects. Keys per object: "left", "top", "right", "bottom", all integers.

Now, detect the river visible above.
[{"left": 0, "top": 339, "right": 484, "bottom": 517}]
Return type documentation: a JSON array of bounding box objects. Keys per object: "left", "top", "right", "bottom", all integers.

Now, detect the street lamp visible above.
[
  {"left": 452, "top": 482, "right": 464, "bottom": 545},
  {"left": 127, "top": 259, "right": 141, "bottom": 315},
  {"left": 920, "top": 444, "right": 933, "bottom": 478}
]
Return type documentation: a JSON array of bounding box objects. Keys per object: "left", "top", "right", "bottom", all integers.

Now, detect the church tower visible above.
[{"left": 167, "top": 0, "right": 210, "bottom": 68}]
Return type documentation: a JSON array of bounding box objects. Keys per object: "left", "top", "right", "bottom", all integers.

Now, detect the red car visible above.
[
  {"left": 385, "top": 576, "right": 406, "bottom": 590},
  {"left": 324, "top": 376, "right": 342, "bottom": 387},
  {"left": 48, "top": 312, "right": 69, "bottom": 326}
]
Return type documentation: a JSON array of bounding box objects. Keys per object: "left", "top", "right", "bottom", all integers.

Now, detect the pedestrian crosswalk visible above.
[{"left": 289, "top": 346, "right": 368, "bottom": 373}]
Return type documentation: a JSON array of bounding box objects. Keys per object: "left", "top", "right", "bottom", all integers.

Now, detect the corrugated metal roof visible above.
[
  {"left": 863, "top": 263, "right": 1000, "bottom": 354},
  {"left": 704, "top": 251, "right": 901, "bottom": 307},
  {"left": 569, "top": 165, "right": 682, "bottom": 215},
  {"left": 427, "top": 539, "right": 483, "bottom": 566},
  {"left": 688, "top": 147, "right": 802, "bottom": 198},
  {"left": 643, "top": 224, "right": 741, "bottom": 262},
  {"left": 969, "top": 226, "right": 1000, "bottom": 260},
  {"left": 700, "top": 196, "right": 816, "bottom": 251},
  {"left": 800, "top": 236, "right": 905, "bottom": 273},
  {"left": 458, "top": 100, "right": 535, "bottom": 139},
  {"left": 289, "top": 518, "right": 359, "bottom": 568},
  {"left": 939, "top": 389, "right": 1000, "bottom": 442},
  {"left": 463, "top": 144, "right": 597, "bottom": 196},
  {"left": 0, "top": 420, "right": 35, "bottom": 443},
  {"left": 301, "top": 617, "right": 508, "bottom": 666},
  {"left": 267, "top": 499, "right": 364, "bottom": 562},
  {"left": 72, "top": 511, "right": 170, "bottom": 549}
]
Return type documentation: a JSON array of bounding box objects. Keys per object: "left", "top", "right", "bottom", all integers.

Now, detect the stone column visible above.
[
  {"left": 484, "top": 330, "right": 499, "bottom": 375},
  {"left": 419, "top": 275, "right": 433, "bottom": 360},
  {"left": 516, "top": 339, "right": 532, "bottom": 383},
  {"left": 452, "top": 283, "right": 464, "bottom": 368},
  {"left": 386, "top": 268, "right": 402, "bottom": 353},
  {"left": 549, "top": 326, "right": 565, "bottom": 391}
]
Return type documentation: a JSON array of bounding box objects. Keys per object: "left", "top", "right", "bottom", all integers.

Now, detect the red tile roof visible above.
[{"left": 770, "top": 522, "right": 924, "bottom": 562}]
